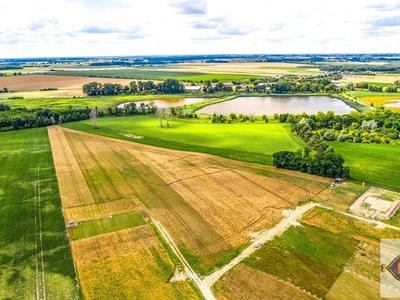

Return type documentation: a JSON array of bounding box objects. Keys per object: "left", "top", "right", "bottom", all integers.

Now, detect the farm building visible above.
[{"left": 334, "top": 178, "right": 343, "bottom": 184}]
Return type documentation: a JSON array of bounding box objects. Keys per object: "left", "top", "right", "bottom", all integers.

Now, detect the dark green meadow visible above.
[
  {"left": 0, "top": 128, "right": 80, "bottom": 299},
  {"left": 243, "top": 223, "right": 359, "bottom": 298}
]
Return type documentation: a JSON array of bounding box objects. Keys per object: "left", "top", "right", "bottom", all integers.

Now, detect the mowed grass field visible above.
[
  {"left": 62, "top": 115, "right": 306, "bottom": 165},
  {"left": 2, "top": 94, "right": 204, "bottom": 110},
  {"left": 330, "top": 142, "right": 400, "bottom": 191},
  {"left": 0, "top": 128, "right": 80, "bottom": 299},
  {"left": 215, "top": 206, "right": 400, "bottom": 300},
  {"left": 53, "top": 126, "right": 330, "bottom": 275}
]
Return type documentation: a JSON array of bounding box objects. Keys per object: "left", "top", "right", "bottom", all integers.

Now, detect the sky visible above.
[{"left": 1, "top": 0, "right": 400, "bottom": 58}]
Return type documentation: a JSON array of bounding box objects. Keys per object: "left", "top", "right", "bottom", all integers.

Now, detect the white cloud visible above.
[{"left": 0, "top": 0, "right": 399, "bottom": 58}]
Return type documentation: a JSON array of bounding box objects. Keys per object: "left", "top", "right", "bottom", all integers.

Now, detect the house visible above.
[
  {"left": 334, "top": 178, "right": 343, "bottom": 184},
  {"left": 184, "top": 86, "right": 202, "bottom": 91}
]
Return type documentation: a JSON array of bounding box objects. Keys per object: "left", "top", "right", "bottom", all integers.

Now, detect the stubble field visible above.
[
  {"left": 49, "top": 125, "right": 330, "bottom": 280},
  {"left": 0, "top": 74, "right": 133, "bottom": 98}
]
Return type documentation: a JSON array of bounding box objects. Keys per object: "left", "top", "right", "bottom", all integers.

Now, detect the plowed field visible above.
[{"left": 49, "top": 125, "right": 330, "bottom": 273}]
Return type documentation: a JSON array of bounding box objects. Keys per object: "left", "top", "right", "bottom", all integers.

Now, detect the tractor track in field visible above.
[
  {"left": 55, "top": 128, "right": 86, "bottom": 206},
  {"left": 77, "top": 136, "right": 124, "bottom": 201},
  {"left": 34, "top": 138, "right": 46, "bottom": 299}
]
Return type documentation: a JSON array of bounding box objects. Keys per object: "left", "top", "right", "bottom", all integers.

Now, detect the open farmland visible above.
[
  {"left": 49, "top": 126, "right": 330, "bottom": 277},
  {"left": 214, "top": 264, "right": 317, "bottom": 300},
  {"left": 0, "top": 74, "right": 133, "bottom": 98},
  {"left": 62, "top": 115, "right": 307, "bottom": 165},
  {"left": 0, "top": 128, "right": 80, "bottom": 299},
  {"left": 71, "top": 225, "right": 201, "bottom": 299},
  {"left": 50, "top": 62, "right": 321, "bottom": 81},
  {"left": 215, "top": 206, "right": 400, "bottom": 300}
]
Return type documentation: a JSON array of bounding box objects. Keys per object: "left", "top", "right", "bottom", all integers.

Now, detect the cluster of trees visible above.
[
  {"left": 273, "top": 148, "right": 347, "bottom": 178},
  {"left": 202, "top": 81, "right": 233, "bottom": 93},
  {"left": 268, "top": 77, "right": 338, "bottom": 94},
  {"left": 285, "top": 106, "right": 400, "bottom": 146},
  {"left": 0, "top": 107, "right": 96, "bottom": 131},
  {"left": 82, "top": 79, "right": 185, "bottom": 96},
  {"left": 110, "top": 102, "right": 157, "bottom": 116},
  {"left": 362, "top": 80, "right": 400, "bottom": 93},
  {"left": 210, "top": 112, "right": 266, "bottom": 123}
]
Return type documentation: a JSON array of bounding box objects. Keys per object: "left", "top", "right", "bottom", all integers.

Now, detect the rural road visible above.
[
  {"left": 152, "top": 202, "right": 320, "bottom": 300},
  {"left": 202, "top": 202, "right": 320, "bottom": 292}
]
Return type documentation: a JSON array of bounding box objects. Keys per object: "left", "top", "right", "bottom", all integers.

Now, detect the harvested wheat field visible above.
[
  {"left": 0, "top": 74, "right": 132, "bottom": 96},
  {"left": 214, "top": 264, "right": 317, "bottom": 300},
  {"left": 71, "top": 226, "right": 200, "bottom": 299},
  {"left": 49, "top": 126, "right": 331, "bottom": 273}
]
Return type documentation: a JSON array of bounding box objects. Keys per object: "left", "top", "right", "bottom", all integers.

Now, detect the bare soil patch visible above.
[{"left": 350, "top": 187, "right": 400, "bottom": 220}]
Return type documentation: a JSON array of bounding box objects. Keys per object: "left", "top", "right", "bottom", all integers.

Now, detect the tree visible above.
[
  {"left": 164, "top": 108, "right": 172, "bottom": 127},
  {"left": 89, "top": 107, "right": 100, "bottom": 129},
  {"left": 156, "top": 108, "right": 164, "bottom": 127}
]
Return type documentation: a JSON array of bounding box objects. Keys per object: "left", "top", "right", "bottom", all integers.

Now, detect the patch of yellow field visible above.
[{"left": 72, "top": 226, "right": 200, "bottom": 300}]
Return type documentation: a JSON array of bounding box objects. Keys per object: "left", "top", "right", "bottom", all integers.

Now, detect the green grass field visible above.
[
  {"left": 2, "top": 94, "right": 210, "bottom": 110},
  {"left": 330, "top": 142, "right": 400, "bottom": 191},
  {"left": 52, "top": 68, "right": 260, "bottom": 81},
  {"left": 0, "top": 128, "right": 80, "bottom": 299},
  {"left": 68, "top": 212, "right": 146, "bottom": 240},
  {"left": 243, "top": 223, "right": 359, "bottom": 298},
  {"left": 62, "top": 115, "right": 306, "bottom": 165}
]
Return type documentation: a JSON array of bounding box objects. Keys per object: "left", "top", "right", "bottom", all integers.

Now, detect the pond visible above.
[
  {"left": 117, "top": 97, "right": 210, "bottom": 109},
  {"left": 384, "top": 100, "right": 400, "bottom": 108},
  {"left": 196, "top": 96, "right": 355, "bottom": 116}
]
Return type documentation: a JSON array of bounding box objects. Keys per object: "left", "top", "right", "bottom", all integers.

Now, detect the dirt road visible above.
[{"left": 153, "top": 202, "right": 320, "bottom": 300}]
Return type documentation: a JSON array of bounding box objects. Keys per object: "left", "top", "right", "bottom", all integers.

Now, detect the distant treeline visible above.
[
  {"left": 0, "top": 66, "right": 23, "bottom": 70},
  {"left": 0, "top": 101, "right": 159, "bottom": 131},
  {"left": 82, "top": 79, "right": 185, "bottom": 96},
  {"left": 319, "top": 64, "right": 400, "bottom": 73}
]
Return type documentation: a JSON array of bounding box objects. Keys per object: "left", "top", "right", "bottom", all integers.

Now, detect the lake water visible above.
[
  {"left": 384, "top": 100, "right": 400, "bottom": 108},
  {"left": 196, "top": 96, "right": 355, "bottom": 115},
  {"left": 117, "top": 97, "right": 209, "bottom": 109}
]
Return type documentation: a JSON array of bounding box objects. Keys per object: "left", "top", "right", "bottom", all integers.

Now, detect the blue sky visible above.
[{"left": 1, "top": 0, "right": 400, "bottom": 58}]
